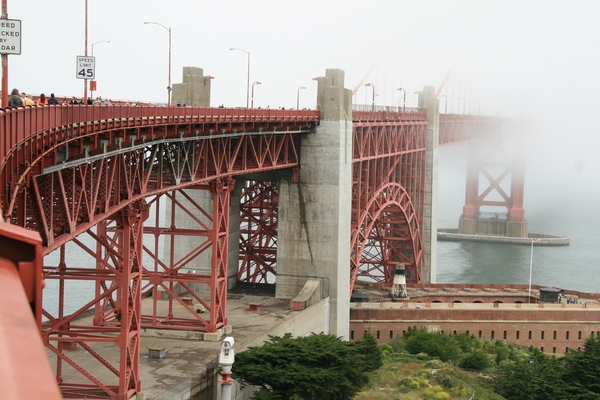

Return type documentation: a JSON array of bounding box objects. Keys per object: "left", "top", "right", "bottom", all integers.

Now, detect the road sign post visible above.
[
  {"left": 0, "top": 19, "right": 22, "bottom": 55},
  {"left": 76, "top": 56, "right": 95, "bottom": 80},
  {"left": 0, "top": 18, "right": 22, "bottom": 107}
]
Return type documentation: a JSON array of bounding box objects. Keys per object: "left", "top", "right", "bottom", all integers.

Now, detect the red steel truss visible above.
[
  {"left": 238, "top": 181, "right": 278, "bottom": 283},
  {"left": 462, "top": 138, "right": 526, "bottom": 222},
  {"left": 236, "top": 111, "right": 507, "bottom": 292},
  {"left": 439, "top": 114, "right": 505, "bottom": 145},
  {"left": 0, "top": 105, "right": 317, "bottom": 399},
  {"left": 350, "top": 111, "right": 428, "bottom": 291}
]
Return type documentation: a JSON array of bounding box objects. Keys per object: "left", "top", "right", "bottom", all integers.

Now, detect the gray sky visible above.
[
  {"left": 6, "top": 1, "right": 598, "bottom": 109},
  {"left": 7, "top": 0, "right": 600, "bottom": 203}
]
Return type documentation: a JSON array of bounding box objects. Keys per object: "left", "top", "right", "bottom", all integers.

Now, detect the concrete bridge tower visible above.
[
  {"left": 418, "top": 86, "right": 440, "bottom": 284},
  {"left": 276, "top": 69, "right": 353, "bottom": 339}
]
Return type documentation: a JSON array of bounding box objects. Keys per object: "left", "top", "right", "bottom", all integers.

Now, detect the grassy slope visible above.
[{"left": 354, "top": 354, "right": 505, "bottom": 400}]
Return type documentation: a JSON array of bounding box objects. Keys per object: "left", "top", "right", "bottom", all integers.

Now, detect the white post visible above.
[
  {"left": 221, "top": 367, "right": 233, "bottom": 400},
  {"left": 219, "top": 337, "right": 235, "bottom": 400},
  {"left": 528, "top": 238, "right": 534, "bottom": 303}
]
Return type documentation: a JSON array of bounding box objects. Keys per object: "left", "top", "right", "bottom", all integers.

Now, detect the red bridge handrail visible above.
[{"left": 0, "top": 105, "right": 320, "bottom": 169}]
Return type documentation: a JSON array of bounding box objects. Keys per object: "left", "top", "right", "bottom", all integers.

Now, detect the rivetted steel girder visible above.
[
  {"left": 0, "top": 106, "right": 318, "bottom": 234},
  {"left": 18, "top": 131, "right": 304, "bottom": 253},
  {"left": 350, "top": 120, "right": 428, "bottom": 292},
  {"left": 238, "top": 181, "right": 278, "bottom": 283},
  {"left": 439, "top": 114, "right": 505, "bottom": 145},
  {"left": 350, "top": 182, "right": 423, "bottom": 290}
]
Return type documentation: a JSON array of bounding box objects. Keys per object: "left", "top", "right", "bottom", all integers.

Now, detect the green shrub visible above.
[
  {"left": 425, "top": 359, "right": 445, "bottom": 369},
  {"left": 414, "top": 369, "right": 433, "bottom": 379},
  {"left": 459, "top": 351, "right": 490, "bottom": 370},
  {"left": 398, "top": 378, "right": 413, "bottom": 387},
  {"left": 380, "top": 342, "right": 393, "bottom": 353},
  {"left": 434, "top": 373, "right": 454, "bottom": 389},
  {"left": 431, "top": 384, "right": 444, "bottom": 392},
  {"left": 404, "top": 327, "right": 461, "bottom": 362},
  {"left": 387, "top": 336, "right": 405, "bottom": 352}
]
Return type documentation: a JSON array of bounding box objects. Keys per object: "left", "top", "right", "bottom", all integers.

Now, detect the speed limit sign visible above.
[{"left": 76, "top": 55, "right": 95, "bottom": 79}]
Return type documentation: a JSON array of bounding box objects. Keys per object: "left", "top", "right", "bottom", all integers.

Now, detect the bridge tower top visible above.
[
  {"left": 416, "top": 85, "right": 439, "bottom": 128},
  {"left": 172, "top": 66, "right": 212, "bottom": 107},
  {"left": 313, "top": 68, "right": 352, "bottom": 121}
]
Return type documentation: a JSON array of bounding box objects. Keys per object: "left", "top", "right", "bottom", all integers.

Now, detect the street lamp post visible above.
[
  {"left": 144, "top": 21, "right": 172, "bottom": 106},
  {"left": 229, "top": 48, "right": 250, "bottom": 108},
  {"left": 296, "top": 86, "right": 306, "bottom": 110},
  {"left": 528, "top": 238, "right": 540, "bottom": 303},
  {"left": 397, "top": 87, "right": 406, "bottom": 112},
  {"left": 90, "top": 40, "right": 110, "bottom": 99},
  {"left": 365, "top": 83, "right": 375, "bottom": 111},
  {"left": 91, "top": 40, "right": 110, "bottom": 57},
  {"left": 251, "top": 81, "right": 261, "bottom": 108},
  {"left": 440, "top": 94, "right": 448, "bottom": 114},
  {"left": 83, "top": 0, "right": 89, "bottom": 103},
  {"left": 459, "top": 97, "right": 465, "bottom": 114}
]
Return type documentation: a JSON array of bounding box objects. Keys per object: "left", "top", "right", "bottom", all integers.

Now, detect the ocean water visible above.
[
  {"left": 436, "top": 143, "right": 600, "bottom": 294},
  {"left": 43, "top": 139, "right": 600, "bottom": 315}
]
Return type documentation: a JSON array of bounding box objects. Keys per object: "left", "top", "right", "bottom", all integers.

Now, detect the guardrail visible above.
[{"left": 0, "top": 105, "right": 320, "bottom": 169}]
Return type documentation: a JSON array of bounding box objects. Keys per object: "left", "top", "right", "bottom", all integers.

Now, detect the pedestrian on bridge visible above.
[
  {"left": 48, "top": 93, "right": 59, "bottom": 105},
  {"left": 8, "top": 88, "right": 23, "bottom": 107},
  {"left": 36, "top": 93, "right": 48, "bottom": 106},
  {"left": 24, "top": 95, "right": 35, "bottom": 106}
]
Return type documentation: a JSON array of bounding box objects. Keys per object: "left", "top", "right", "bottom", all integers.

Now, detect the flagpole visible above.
[{"left": 528, "top": 238, "right": 533, "bottom": 303}]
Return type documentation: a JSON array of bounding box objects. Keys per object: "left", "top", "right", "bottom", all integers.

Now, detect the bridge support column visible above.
[
  {"left": 418, "top": 86, "right": 439, "bottom": 284},
  {"left": 160, "top": 180, "right": 233, "bottom": 334},
  {"left": 276, "top": 69, "right": 352, "bottom": 339},
  {"left": 458, "top": 137, "right": 528, "bottom": 238}
]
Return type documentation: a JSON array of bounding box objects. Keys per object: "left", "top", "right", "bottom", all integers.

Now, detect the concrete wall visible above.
[
  {"left": 350, "top": 305, "right": 600, "bottom": 356},
  {"left": 275, "top": 68, "right": 352, "bottom": 339},
  {"left": 418, "top": 87, "right": 439, "bottom": 283},
  {"left": 226, "top": 298, "right": 331, "bottom": 400}
]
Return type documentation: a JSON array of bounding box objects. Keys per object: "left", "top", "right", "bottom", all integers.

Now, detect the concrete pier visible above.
[
  {"left": 418, "top": 87, "right": 440, "bottom": 283},
  {"left": 276, "top": 69, "right": 352, "bottom": 339}
]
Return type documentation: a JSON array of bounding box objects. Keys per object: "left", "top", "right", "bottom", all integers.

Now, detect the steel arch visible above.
[{"left": 350, "top": 182, "right": 422, "bottom": 291}]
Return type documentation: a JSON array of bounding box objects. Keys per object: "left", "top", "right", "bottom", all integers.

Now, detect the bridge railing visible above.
[
  {"left": 352, "top": 105, "right": 426, "bottom": 122},
  {"left": 0, "top": 105, "right": 320, "bottom": 168}
]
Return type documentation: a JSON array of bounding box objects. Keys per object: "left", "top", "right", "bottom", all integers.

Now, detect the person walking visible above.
[
  {"left": 8, "top": 88, "right": 23, "bottom": 107},
  {"left": 36, "top": 93, "right": 48, "bottom": 106}
]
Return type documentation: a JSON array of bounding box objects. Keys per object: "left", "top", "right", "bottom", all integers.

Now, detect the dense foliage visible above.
[
  {"left": 402, "top": 326, "right": 519, "bottom": 369},
  {"left": 494, "top": 334, "right": 600, "bottom": 399},
  {"left": 232, "top": 332, "right": 382, "bottom": 400}
]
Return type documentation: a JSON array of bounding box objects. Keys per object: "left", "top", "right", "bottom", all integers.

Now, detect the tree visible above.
[
  {"left": 232, "top": 333, "right": 374, "bottom": 400},
  {"left": 354, "top": 331, "right": 383, "bottom": 372},
  {"left": 403, "top": 327, "right": 461, "bottom": 362},
  {"left": 493, "top": 347, "right": 567, "bottom": 399},
  {"left": 563, "top": 334, "right": 600, "bottom": 399},
  {"left": 459, "top": 351, "right": 490, "bottom": 370}
]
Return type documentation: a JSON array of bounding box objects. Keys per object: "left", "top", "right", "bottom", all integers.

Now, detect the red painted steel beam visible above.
[
  {"left": 350, "top": 117, "right": 428, "bottom": 293},
  {"left": 238, "top": 181, "right": 278, "bottom": 283},
  {"left": 439, "top": 114, "right": 505, "bottom": 145},
  {"left": 0, "top": 222, "right": 61, "bottom": 399}
]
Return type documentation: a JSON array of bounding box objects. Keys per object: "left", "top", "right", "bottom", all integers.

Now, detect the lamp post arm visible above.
[
  {"left": 144, "top": 22, "right": 172, "bottom": 105},
  {"left": 229, "top": 48, "right": 251, "bottom": 108}
]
